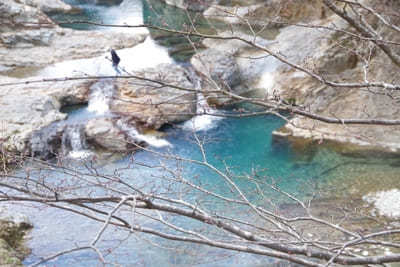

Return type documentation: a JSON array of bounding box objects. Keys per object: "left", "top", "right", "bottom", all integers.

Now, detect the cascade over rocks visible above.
[
  {"left": 0, "top": 75, "right": 93, "bottom": 153},
  {"left": 191, "top": 48, "right": 243, "bottom": 106}
]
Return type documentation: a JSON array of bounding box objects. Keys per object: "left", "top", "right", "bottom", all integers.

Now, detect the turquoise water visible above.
[
  {"left": 20, "top": 113, "right": 336, "bottom": 266},
  {"left": 17, "top": 1, "right": 400, "bottom": 266}
]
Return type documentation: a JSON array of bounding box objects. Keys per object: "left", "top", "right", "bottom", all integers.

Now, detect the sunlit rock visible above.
[
  {"left": 18, "top": 0, "right": 77, "bottom": 14},
  {"left": 111, "top": 63, "right": 197, "bottom": 129},
  {"left": 85, "top": 117, "right": 132, "bottom": 151}
]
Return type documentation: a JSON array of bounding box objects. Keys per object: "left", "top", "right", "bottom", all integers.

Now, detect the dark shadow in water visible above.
[{"left": 142, "top": 0, "right": 215, "bottom": 62}]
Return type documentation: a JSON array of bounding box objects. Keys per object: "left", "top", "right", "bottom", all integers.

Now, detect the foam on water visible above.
[
  {"left": 116, "top": 119, "right": 172, "bottom": 148},
  {"left": 62, "top": 124, "right": 94, "bottom": 159},
  {"left": 183, "top": 92, "right": 222, "bottom": 132},
  {"left": 68, "top": 150, "right": 93, "bottom": 159}
]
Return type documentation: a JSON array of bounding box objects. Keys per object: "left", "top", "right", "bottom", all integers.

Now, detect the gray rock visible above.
[
  {"left": 0, "top": 29, "right": 55, "bottom": 48},
  {"left": 0, "top": 76, "right": 93, "bottom": 153},
  {"left": 204, "top": 0, "right": 327, "bottom": 28},
  {"left": 85, "top": 117, "right": 132, "bottom": 151},
  {"left": 111, "top": 63, "right": 197, "bottom": 129},
  {"left": 191, "top": 48, "right": 243, "bottom": 105},
  {"left": 18, "top": 0, "right": 77, "bottom": 13},
  {"left": 1, "top": 29, "right": 147, "bottom": 70},
  {"left": 0, "top": 0, "right": 55, "bottom": 33},
  {"left": 161, "top": 0, "right": 217, "bottom": 11}
]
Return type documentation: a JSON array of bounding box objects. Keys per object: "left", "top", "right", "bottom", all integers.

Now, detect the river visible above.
[{"left": 8, "top": 0, "right": 400, "bottom": 266}]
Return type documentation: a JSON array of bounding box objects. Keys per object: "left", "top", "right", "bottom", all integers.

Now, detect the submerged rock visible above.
[{"left": 111, "top": 63, "right": 197, "bottom": 129}]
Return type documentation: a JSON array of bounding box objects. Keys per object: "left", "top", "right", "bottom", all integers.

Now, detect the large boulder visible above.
[
  {"left": 0, "top": 0, "right": 148, "bottom": 155},
  {"left": 111, "top": 63, "right": 197, "bottom": 129},
  {"left": 85, "top": 117, "right": 134, "bottom": 152}
]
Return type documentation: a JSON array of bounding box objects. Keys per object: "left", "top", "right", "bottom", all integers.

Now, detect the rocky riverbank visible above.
[
  {"left": 0, "top": 0, "right": 148, "bottom": 155},
  {"left": 192, "top": 0, "right": 400, "bottom": 155}
]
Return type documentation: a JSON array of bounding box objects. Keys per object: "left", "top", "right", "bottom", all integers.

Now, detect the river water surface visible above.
[{"left": 9, "top": 0, "right": 400, "bottom": 266}]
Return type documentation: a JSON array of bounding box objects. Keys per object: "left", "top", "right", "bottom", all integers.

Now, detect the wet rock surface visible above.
[{"left": 2, "top": 0, "right": 400, "bottom": 157}]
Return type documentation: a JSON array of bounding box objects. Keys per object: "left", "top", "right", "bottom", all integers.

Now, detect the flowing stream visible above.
[{"left": 8, "top": 0, "right": 400, "bottom": 266}]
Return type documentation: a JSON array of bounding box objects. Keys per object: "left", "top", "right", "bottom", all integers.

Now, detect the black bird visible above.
[{"left": 110, "top": 49, "right": 120, "bottom": 67}]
